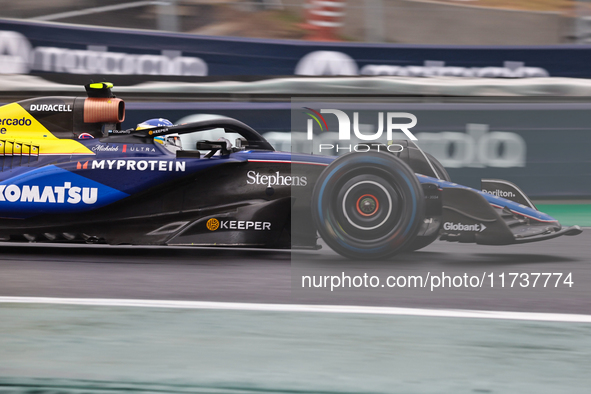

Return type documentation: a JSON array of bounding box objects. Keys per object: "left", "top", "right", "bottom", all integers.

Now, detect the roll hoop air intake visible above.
[
  {"left": 83, "top": 82, "right": 125, "bottom": 124},
  {"left": 83, "top": 98, "right": 125, "bottom": 123}
]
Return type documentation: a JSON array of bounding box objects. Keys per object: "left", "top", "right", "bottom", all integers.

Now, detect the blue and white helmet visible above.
[{"left": 136, "top": 118, "right": 173, "bottom": 130}]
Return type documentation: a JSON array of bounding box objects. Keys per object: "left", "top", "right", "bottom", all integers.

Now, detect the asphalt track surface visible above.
[{"left": 0, "top": 230, "right": 590, "bottom": 314}]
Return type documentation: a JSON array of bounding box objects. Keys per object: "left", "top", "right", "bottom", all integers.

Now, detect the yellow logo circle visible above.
[{"left": 206, "top": 218, "right": 219, "bottom": 231}]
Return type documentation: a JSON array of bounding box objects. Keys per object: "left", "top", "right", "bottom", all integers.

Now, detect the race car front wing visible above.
[{"left": 438, "top": 187, "right": 582, "bottom": 245}]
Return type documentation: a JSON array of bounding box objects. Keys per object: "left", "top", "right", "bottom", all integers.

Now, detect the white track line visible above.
[{"left": 1, "top": 297, "right": 591, "bottom": 323}]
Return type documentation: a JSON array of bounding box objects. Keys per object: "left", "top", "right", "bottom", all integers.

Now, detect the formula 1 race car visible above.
[{"left": 0, "top": 83, "right": 581, "bottom": 259}]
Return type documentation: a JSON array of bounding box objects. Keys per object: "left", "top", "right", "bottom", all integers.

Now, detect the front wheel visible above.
[{"left": 312, "top": 152, "right": 424, "bottom": 260}]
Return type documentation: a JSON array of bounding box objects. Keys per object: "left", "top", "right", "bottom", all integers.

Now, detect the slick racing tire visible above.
[
  {"left": 404, "top": 152, "right": 450, "bottom": 252},
  {"left": 312, "top": 152, "right": 425, "bottom": 260}
]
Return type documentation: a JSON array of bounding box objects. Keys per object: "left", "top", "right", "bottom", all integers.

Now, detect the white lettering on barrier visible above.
[
  {"left": 0, "top": 30, "right": 208, "bottom": 76},
  {"left": 415, "top": 124, "right": 526, "bottom": 168},
  {"left": 294, "top": 51, "right": 549, "bottom": 78}
]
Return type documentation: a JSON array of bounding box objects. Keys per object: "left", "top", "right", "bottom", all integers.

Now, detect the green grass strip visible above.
[{"left": 536, "top": 204, "right": 591, "bottom": 227}]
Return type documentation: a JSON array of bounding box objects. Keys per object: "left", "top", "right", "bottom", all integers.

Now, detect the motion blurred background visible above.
[
  {"left": 0, "top": 0, "right": 589, "bottom": 43},
  {"left": 1, "top": 1, "right": 591, "bottom": 393}
]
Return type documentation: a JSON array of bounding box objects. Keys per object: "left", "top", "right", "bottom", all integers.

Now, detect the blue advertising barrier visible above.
[{"left": 1, "top": 18, "right": 591, "bottom": 78}]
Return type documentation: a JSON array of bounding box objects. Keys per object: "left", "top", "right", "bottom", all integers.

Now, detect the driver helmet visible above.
[
  {"left": 136, "top": 118, "right": 173, "bottom": 131},
  {"left": 155, "top": 134, "right": 182, "bottom": 152}
]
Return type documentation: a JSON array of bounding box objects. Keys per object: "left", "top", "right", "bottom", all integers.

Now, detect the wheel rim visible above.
[
  {"left": 356, "top": 194, "right": 379, "bottom": 217},
  {"left": 342, "top": 180, "right": 394, "bottom": 231},
  {"left": 332, "top": 171, "right": 404, "bottom": 241}
]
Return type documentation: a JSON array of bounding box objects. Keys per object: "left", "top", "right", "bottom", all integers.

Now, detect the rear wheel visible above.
[{"left": 312, "top": 152, "right": 424, "bottom": 260}]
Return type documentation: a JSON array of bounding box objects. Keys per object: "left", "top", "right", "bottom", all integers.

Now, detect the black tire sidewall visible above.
[{"left": 312, "top": 152, "right": 424, "bottom": 260}]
